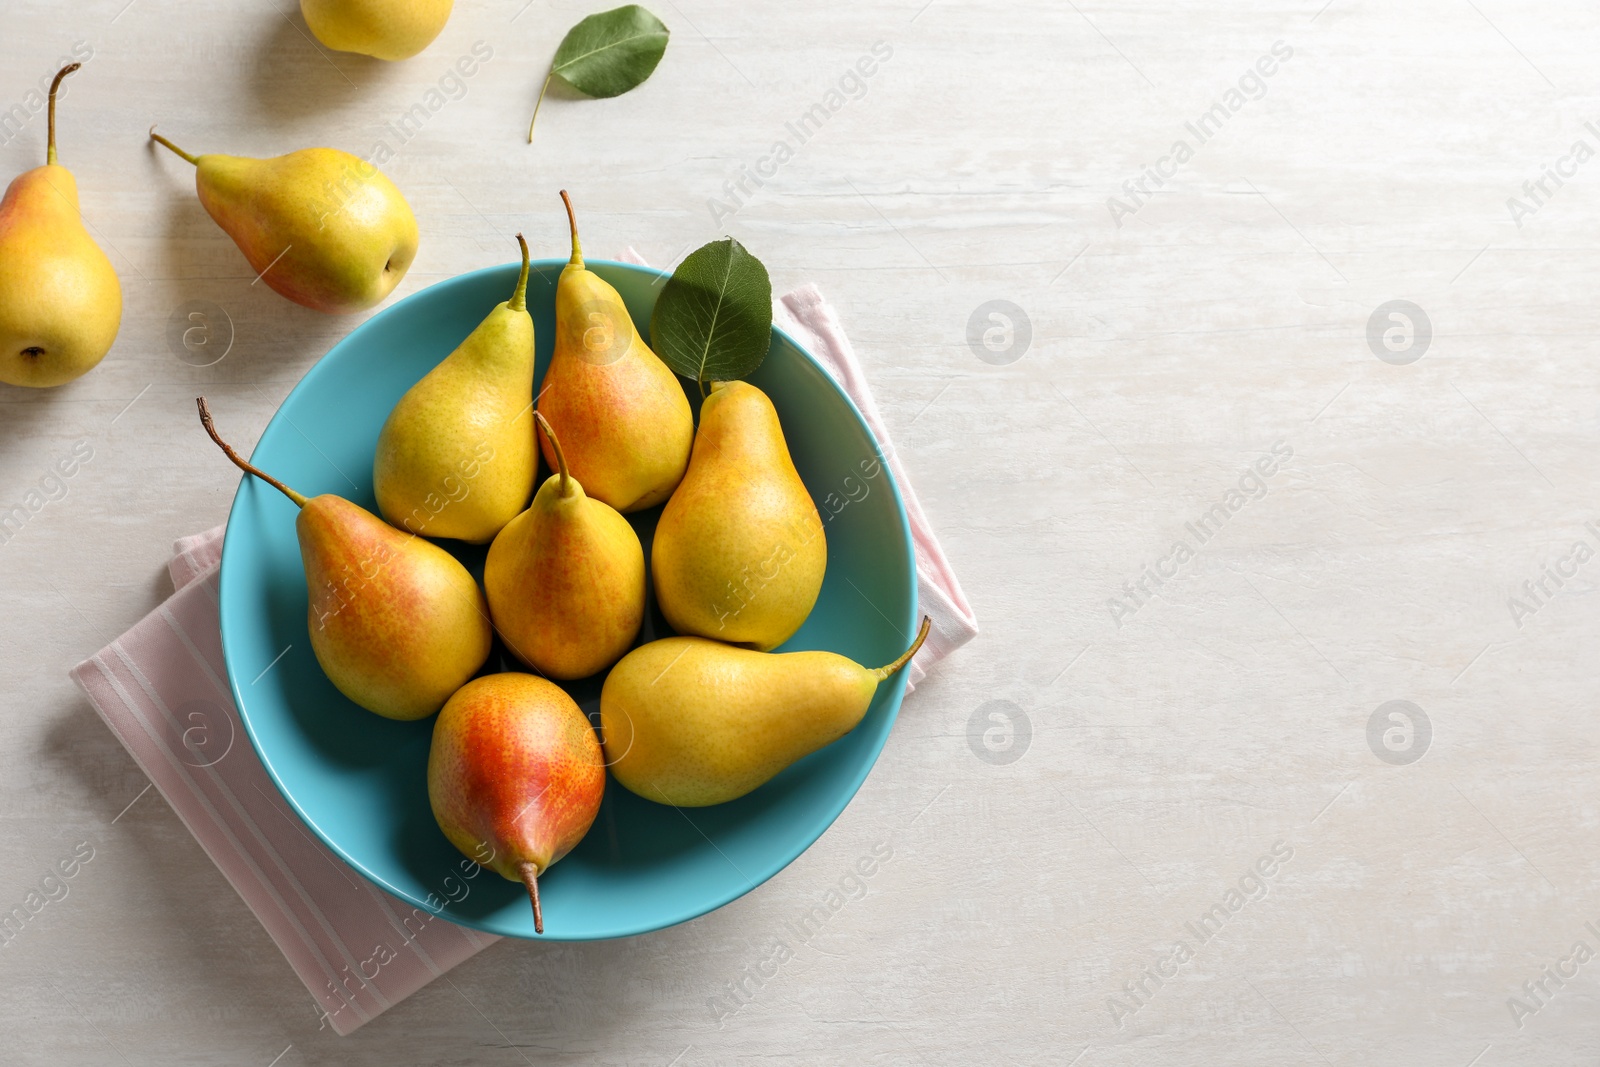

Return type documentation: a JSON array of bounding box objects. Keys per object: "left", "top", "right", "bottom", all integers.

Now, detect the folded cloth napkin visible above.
[
  {"left": 768, "top": 284, "right": 976, "bottom": 691},
  {"left": 68, "top": 279, "right": 977, "bottom": 1035}
]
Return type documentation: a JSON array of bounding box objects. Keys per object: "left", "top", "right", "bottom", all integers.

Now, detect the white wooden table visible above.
[{"left": 5, "top": 0, "right": 1599, "bottom": 1063}]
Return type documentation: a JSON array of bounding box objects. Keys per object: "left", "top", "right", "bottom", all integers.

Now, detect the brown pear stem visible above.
[
  {"left": 872, "top": 616, "right": 931, "bottom": 681},
  {"left": 150, "top": 129, "right": 200, "bottom": 166},
  {"left": 509, "top": 233, "right": 531, "bottom": 312},
  {"left": 517, "top": 860, "right": 544, "bottom": 934},
  {"left": 533, "top": 412, "right": 572, "bottom": 497},
  {"left": 47, "top": 64, "right": 80, "bottom": 166},
  {"left": 559, "top": 190, "right": 583, "bottom": 268},
  {"left": 196, "top": 397, "right": 308, "bottom": 508}
]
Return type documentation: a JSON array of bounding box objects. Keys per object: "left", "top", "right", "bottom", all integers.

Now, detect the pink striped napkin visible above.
[
  {"left": 72, "top": 528, "right": 498, "bottom": 1035},
  {"left": 768, "top": 284, "right": 977, "bottom": 691},
  {"left": 68, "top": 281, "right": 976, "bottom": 1035}
]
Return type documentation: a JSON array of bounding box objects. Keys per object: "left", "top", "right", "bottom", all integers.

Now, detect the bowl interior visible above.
[{"left": 217, "top": 259, "right": 918, "bottom": 940}]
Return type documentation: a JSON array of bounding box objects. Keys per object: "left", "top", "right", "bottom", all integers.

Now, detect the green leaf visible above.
[
  {"left": 529, "top": 5, "right": 669, "bottom": 142},
  {"left": 553, "top": 5, "right": 669, "bottom": 96},
  {"left": 650, "top": 238, "right": 773, "bottom": 384}
]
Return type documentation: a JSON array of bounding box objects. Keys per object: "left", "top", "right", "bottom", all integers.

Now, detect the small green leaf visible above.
[
  {"left": 528, "top": 5, "right": 669, "bottom": 143},
  {"left": 650, "top": 238, "right": 773, "bottom": 384},
  {"left": 553, "top": 5, "right": 669, "bottom": 96}
]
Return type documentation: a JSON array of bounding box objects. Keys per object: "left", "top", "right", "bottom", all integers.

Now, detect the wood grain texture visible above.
[{"left": 4, "top": 0, "right": 1600, "bottom": 1063}]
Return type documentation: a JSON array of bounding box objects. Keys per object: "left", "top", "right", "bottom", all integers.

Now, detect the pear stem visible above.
[
  {"left": 872, "top": 616, "right": 931, "bottom": 681},
  {"left": 47, "top": 64, "right": 80, "bottom": 166},
  {"left": 559, "top": 189, "right": 583, "bottom": 268},
  {"left": 517, "top": 860, "right": 544, "bottom": 934},
  {"left": 509, "top": 233, "right": 530, "bottom": 313},
  {"left": 534, "top": 412, "right": 572, "bottom": 497},
  {"left": 196, "top": 397, "right": 308, "bottom": 508},
  {"left": 527, "top": 73, "right": 553, "bottom": 146},
  {"left": 149, "top": 129, "right": 200, "bottom": 166}
]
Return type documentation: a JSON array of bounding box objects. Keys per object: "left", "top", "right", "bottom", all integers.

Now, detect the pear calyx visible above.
[
  {"left": 872, "top": 616, "right": 931, "bottom": 681},
  {"left": 518, "top": 860, "right": 544, "bottom": 934},
  {"left": 559, "top": 190, "right": 583, "bottom": 268},
  {"left": 534, "top": 411, "right": 575, "bottom": 498},
  {"left": 509, "top": 233, "right": 530, "bottom": 313},
  {"left": 149, "top": 128, "right": 200, "bottom": 166},
  {"left": 47, "top": 63, "right": 80, "bottom": 166},
  {"left": 197, "top": 397, "right": 308, "bottom": 508}
]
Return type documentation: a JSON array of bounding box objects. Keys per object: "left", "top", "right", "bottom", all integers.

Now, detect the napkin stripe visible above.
[
  {"left": 171, "top": 528, "right": 225, "bottom": 590},
  {"left": 109, "top": 644, "right": 394, "bottom": 1016},
  {"left": 162, "top": 584, "right": 496, "bottom": 969},
  {"left": 773, "top": 285, "right": 978, "bottom": 691},
  {"left": 74, "top": 561, "right": 507, "bottom": 1033},
  {"left": 368, "top": 891, "right": 446, "bottom": 977},
  {"left": 130, "top": 617, "right": 398, "bottom": 1015},
  {"left": 163, "top": 585, "right": 483, "bottom": 1011}
]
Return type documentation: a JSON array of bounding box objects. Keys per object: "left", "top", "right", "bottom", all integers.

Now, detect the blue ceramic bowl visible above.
[{"left": 217, "top": 259, "right": 918, "bottom": 940}]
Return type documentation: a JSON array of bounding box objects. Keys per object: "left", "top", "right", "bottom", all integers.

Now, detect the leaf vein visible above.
[{"left": 555, "top": 31, "right": 669, "bottom": 74}]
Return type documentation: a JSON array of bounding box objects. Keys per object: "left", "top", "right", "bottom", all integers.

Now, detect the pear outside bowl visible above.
[{"left": 217, "top": 259, "right": 919, "bottom": 940}]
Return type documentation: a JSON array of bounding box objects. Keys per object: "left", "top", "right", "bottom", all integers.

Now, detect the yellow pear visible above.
[
  {"left": 651, "top": 380, "right": 826, "bottom": 650},
  {"left": 0, "top": 64, "right": 122, "bottom": 389},
  {"left": 151, "top": 130, "right": 417, "bottom": 314},
  {"left": 301, "top": 0, "right": 453, "bottom": 61},
  {"left": 485, "top": 414, "right": 644, "bottom": 679},
  {"left": 536, "top": 190, "right": 691, "bottom": 512},
  {"left": 601, "top": 618, "right": 929, "bottom": 806},
  {"left": 373, "top": 235, "right": 535, "bottom": 543},
  {"left": 199, "top": 399, "right": 491, "bottom": 721}
]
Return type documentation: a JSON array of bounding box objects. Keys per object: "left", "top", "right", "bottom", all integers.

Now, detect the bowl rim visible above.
[{"left": 217, "top": 257, "right": 919, "bottom": 940}]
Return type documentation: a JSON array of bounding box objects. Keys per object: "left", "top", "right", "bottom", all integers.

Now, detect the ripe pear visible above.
[
  {"left": 535, "top": 190, "right": 691, "bottom": 513},
  {"left": 0, "top": 64, "right": 122, "bottom": 389},
  {"left": 151, "top": 131, "right": 417, "bottom": 314},
  {"left": 485, "top": 413, "right": 644, "bottom": 679},
  {"left": 198, "top": 398, "right": 490, "bottom": 721},
  {"left": 301, "top": 0, "right": 453, "bottom": 61},
  {"left": 652, "top": 380, "right": 826, "bottom": 651},
  {"left": 373, "top": 234, "right": 535, "bottom": 543},
  {"left": 428, "top": 673, "right": 605, "bottom": 933},
  {"left": 601, "top": 617, "right": 930, "bottom": 807}
]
